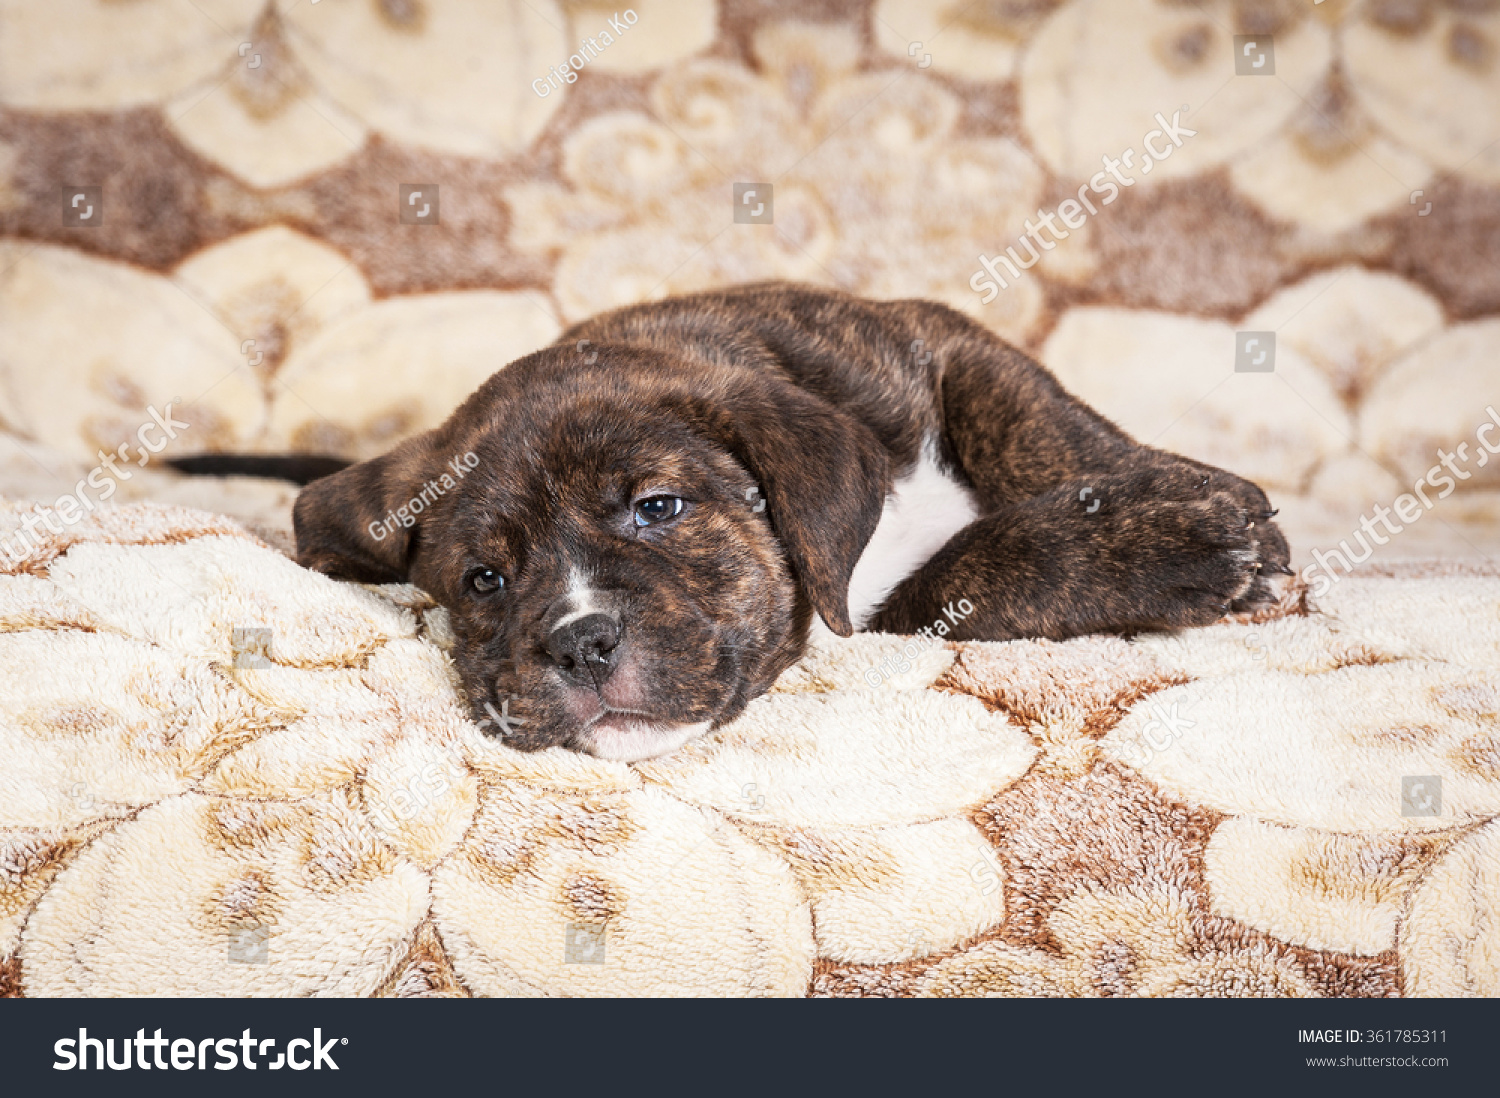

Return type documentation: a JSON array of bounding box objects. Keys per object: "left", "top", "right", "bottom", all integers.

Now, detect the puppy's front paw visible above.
[
  {"left": 1188, "top": 470, "right": 1290, "bottom": 612},
  {"left": 1126, "top": 489, "right": 1264, "bottom": 628},
  {"left": 1130, "top": 463, "right": 1289, "bottom": 616}
]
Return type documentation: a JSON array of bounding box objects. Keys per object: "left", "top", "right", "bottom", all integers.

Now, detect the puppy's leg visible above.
[
  {"left": 873, "top": 305, "right": 1291, "bottom": 640},
  {"left": 866, "top": 463, "right": 1285, "bottom": 641}
]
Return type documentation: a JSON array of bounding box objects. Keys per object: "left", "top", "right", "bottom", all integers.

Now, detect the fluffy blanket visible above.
[
  {"left": 2, "top": 1, "right": 1499, "bottom": 564},
  {"left": 2, "top": 500, "right": 1496, "bottom": 997},
  {"left": 2, "top": 0, "right": 1498, "bottom": 1000}
]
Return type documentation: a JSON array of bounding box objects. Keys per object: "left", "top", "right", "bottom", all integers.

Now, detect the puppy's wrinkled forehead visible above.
[{"left": 461, "top": 399, "right": 739, "bottom": 549}]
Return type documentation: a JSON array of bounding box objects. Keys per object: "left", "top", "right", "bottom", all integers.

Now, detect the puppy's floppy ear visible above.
[
  {"left": 713, "top": 379, "right": 889, "bottom": 636},
  {"left": 293, "top": 431, "right": 439, "bottom": 583}
]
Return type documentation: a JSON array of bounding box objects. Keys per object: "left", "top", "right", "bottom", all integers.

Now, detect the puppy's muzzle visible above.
[{"left": 546, "top": 612, "right": 622, "bottom": 690}]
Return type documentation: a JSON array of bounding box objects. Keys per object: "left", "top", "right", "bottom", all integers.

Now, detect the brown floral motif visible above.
[
  {"left": 0, "top": 0, "right": 567, "bottom": 187},
  {"left": 507, "top": 21, "right": 1052, "bottom": 340},
  {"left": 1, "top": 505, "right": 1498, "bottom": 995}
]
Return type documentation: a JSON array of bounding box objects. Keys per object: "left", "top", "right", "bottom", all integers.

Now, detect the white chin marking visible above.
[
  {"left": 579, "top": 719, "right": 711, "bottom": 762},
  {"left": 844, "top": 438, "right": 980, "bottom": 630}
]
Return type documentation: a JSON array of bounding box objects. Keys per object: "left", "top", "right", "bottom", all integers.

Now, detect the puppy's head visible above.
[{"left": 293, "top": 346, "right": 887, "bottom": 760}]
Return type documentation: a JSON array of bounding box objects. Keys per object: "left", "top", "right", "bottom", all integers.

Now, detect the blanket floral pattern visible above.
[
  {"left": 1, "top": 503, "right": 1497, "bottom": 996},
  {"left": 1, "top": 0, "right": 1498, "bottom": 997}
]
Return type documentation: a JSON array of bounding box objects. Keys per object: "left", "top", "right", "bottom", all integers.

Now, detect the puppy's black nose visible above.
[{"left": 546, "top": 613, "right": 621, "bottom": 687}]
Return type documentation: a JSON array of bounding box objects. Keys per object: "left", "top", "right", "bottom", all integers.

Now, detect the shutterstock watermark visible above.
[
  {"left": 1301, "top": 406, "right": 1500, "bottom": 599},
  {"left": 970, "top": 110, "right": 1198, "bottom": 303},
  {"left": 366, "top": 757, "right": 466, "bottom": 832},
  {"left": 564, "top": 923, "right": 607, "bottom": 964},
  {"left": 475, "top": 694, "right": 528, "bottom": 739},
  {"left": 62, "top": 185, "right": 103, "bottom": 227},
  {"left": 1401, "top": 775, "right": 1442, "bottom": 818},
  {"left": 230, "top": 626, "right": 273, "bottom": 669},
  {"left": 0, "top": 402, "right": 188, "bottom": 565},
  {"left": 1116, "top": 696, "right": 1200, "bottom": 769},
  {"left": 54, "top": 1029, "right": 344, "bottom": 1071}
]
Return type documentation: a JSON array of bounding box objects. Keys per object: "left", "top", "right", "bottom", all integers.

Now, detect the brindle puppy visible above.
[{"left": 270, "top": 283, "right": 1289, "bottom": 760}]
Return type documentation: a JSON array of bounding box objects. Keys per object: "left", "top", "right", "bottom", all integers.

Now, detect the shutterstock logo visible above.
[{"left": 54, "top": 1029, "right": 344, "bottom": 1071}]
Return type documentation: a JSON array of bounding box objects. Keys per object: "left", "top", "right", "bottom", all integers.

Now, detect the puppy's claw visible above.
[{"left": 1228, "top": 574, "right": 1279, "bottom": 613}]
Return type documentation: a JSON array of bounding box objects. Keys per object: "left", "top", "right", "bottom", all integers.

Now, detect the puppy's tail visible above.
[{"left": 164, "top": 453, "right": 351, "bottom": 487}]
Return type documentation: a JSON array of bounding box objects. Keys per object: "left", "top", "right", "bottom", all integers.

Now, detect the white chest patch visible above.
[{"left": 841, "top": 442, "right": 980, "bottom": 631}]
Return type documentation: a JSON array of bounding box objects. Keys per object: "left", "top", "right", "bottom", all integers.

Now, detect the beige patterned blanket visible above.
[
  {"left": 1, "top": 0, "right": 1498, "bottom": 998},
  {"left": 1, "top": 501, "right": 1496, "bottom": 997}
]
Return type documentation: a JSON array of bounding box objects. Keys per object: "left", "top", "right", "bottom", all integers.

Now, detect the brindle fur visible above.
[{"left": 291, "top": 283, "right": 1290, "bottom": 753}]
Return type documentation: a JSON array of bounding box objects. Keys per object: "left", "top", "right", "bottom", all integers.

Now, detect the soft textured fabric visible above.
[
  {"left": 1, "top": 0, "right": 1498, "bottom": 998},
  {"left": 1, "top": 0, "right": 1498, "bottom": 562},
  {"left": 1, "top": 500, "right": 1496, "bottom": 997}
]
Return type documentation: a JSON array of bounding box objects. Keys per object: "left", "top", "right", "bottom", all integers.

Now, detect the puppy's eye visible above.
[
  {"left": 468, "top": 568, "right": 505, "bottom": 594},
  {"left": 633, "top": 495, "right": 685, "bottom": 527}
]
